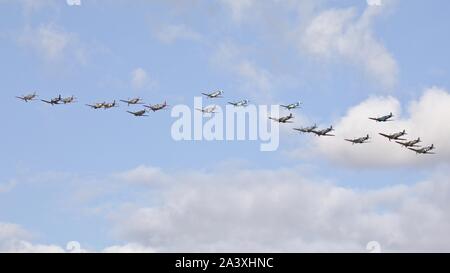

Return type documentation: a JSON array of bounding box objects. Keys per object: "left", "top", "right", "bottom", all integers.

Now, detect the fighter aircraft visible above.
[
  {"left": 196, "top": 105, "right": 218, "bottom": 114},
  {"left": 268, "top": 113, "right": 294, "bottom": 123},
  {"left": 396, "top": 138, "right": 421, "bottom": 148},
  {"left": 311, "top": 126, "right": 335, "bottom": 137},
  {"left": 86, "top": 102, "right": 105, "bottom": 109},
  {"left": 345, "top": 134, "right": 370, "bottom": 145},
  {"left": 61, "top": 96, "right": 76, "bottom": 104},
  {"left": 379, "top": 130, "right": 407, "bottom": 141},
  {"left": 369, "top": 112, "right": 394, "bottom": 122},
  {"left": 120, "top": 98, "right": 144, "bottom": 106},
  {"left": 127, "top": 109, "right": 148, "bottom": 117},
  {"left": 16, "top": 92, "right": 38, "bottom": 102},
  {"left": 293, "top": 124, "right": 317, "bottom": 133},
  {"left": 202, "top": 90, "right": 224, "bottom": 99},
  {"left": 280, "top": 102, "right": 302, "bottom": 111},
  {"left": 408, "top": 144, "right": 435, "bottom": 155},
  {"left": 144, "top": 101, "right": 169, "bottom": 112},
  {"left": 228, "top": 99, "right": 249, "bottom": 107},
  {"left": 103, "top": 100, "right": 119, "bottom": 109},
  {"left": 41, "top": 95, "right": 62, "bottom": 105}
]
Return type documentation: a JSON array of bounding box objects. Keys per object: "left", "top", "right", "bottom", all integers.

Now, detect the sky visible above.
[{"left": 1, "top": 0, "right": 450, "bottom": 252}]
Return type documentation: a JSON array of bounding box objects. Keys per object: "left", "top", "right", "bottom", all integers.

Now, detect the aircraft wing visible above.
[
  {"left": 345, "top": 139, "right": 354, "bottom": 143},
  {"left": 201, "top": 93, "right": 211, "bottom": 97},
  {"left": 368, "top": 117, "right": 378, "bottom": 121},
  {"left": 379, "top": 133, "right": 391, "bottom": 139},
  {"left": 395, "top": 137, "right": 407, "bottom": 141},
  {"left": 41, "top": 99, "right": 52, "bottom": 104},
  {"left": 408, "top": 148, "right": 422, "bottom": 153}
]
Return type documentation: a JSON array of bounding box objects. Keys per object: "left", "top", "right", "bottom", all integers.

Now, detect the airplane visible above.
[
  {"left": 61, "top": 96, "right": 76, "bottom": 104},
  {"left": 103, "top": 100, "right": 119, "bottom": 109},
  {"left": 202, "top": 90, "right": 224, "bottom": 98},
  {"left": 280, "top": 102, "right": 302, "bottom": 111},
  {"left": 86, "top": 102, "right": 105, "bottom": 109},
  {"left": 127, "top": 109, "right": 148, "bottom": 117},
  {"left": 311, "top": 126, "right": 335, "bottom": 137},
  {"left": 369, "top": 112, "right": 394, "bottom": 122},
  {"left": 408, "top": 144, "right": 435, "bottom": 155},
  {"left": 268, "top": 113, "right": 294, "bottom": 123},
  {"left": 144, "top": 101, "right": 169, "bottom": 112},
  {"left": 293, "top": 124, "right": 317, "bottom": 133},
  {"left": 16, "top": 92, "right": 38, "bottom": 102},
  {"left": 396, "top": 137, "right": 421, "bottom": 148},
  {"left": 41, "top": 95, "right": 62, "bottom": 105},
  {"left": 345, "top": 134, "right": 370, "bottom": 145},
  {"left": 196, "top": 105, "right": 217, "bottom": 114},
  {"left": 228, "top": 99, "right": 249, "bottom": 107},
  {"left": 379, "top": 130, "right": 407, "bottom": 141},
  {"left": 120, "top": 97, "right": 144, "bottom": 106}
]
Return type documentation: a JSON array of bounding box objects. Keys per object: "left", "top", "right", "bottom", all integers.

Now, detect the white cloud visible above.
[
  {"left": 18, "top": 24, "right": 86, "bottom": 63},
  {"left": 300, "top": 5, "right": 398, "bottom": 89},
  {"left": 154, "top": 24, "right": 202, "bottom": 44},
  {"left": 312, "top": 87, "right": 450, "bottom": 167},
  {"left": 220, "top": 0, "right": 257, "bottom": 22},
  {"left": 102, "top": 243, "right": 156, "bottom": 253},
  {"left": 0, "top": 222, "right": 64, "bottom": 253},
  {"left": 130, "top": 67, "right": 151, "bottom": 89},
  {"left": 107, "top": 164, "right": 450, "bottom": 252},
  {"left": 211, "top": 42, "right": 273, "bottom": 100}
]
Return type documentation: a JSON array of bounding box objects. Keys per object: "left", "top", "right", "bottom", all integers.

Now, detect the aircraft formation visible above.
[{"left": 16, "top": 90, "right": 435, "bottom": 155}]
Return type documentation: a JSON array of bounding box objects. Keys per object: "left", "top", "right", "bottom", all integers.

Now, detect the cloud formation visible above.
[
  {"left": 300, "top": 4, "right": 398, "bottom": 88},
  {"left": 107, "top": 164, "right": 450, "bottom": 252}
]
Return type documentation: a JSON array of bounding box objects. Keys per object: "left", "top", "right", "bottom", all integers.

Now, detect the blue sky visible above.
[{"left": 1, "top": 0, "right": 450, "bottom": 252}]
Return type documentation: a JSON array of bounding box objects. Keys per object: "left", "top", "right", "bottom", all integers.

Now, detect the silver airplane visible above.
[
  {"left": 379, "top": 130, "right": 407, "bottom": 141},
  {"left": 103, "top": 100, "right": 119, "bottom": 109},
  {"left": 396, "top": 137, "right": 421, "bottom": 148},
  {"left": 268, "top": 113, "right": 294, "bottom": 123},
  {"left": 41, "top": 95, "right": 62, "bottom": 105},
  {"left": 312, "top": 126, "right": 335, "bottom": 137},
  {"left": 127, "top": 109, "right": 148, "bottom": 117},
  {"left": 144, "top": 101, "right": 169, "bottom": 112},
  {"left": 202, "top": 90, "right": 224, "bottom": 98},
  {"left": 228, "top": 99, "right": 249, "bottom": 107},
  {"left": 345, "top": 134, "right": 370, "bottom": 145},
  {"left": 196, "top": 105, "right": 217, "bottom": 114},
  {"left": 408, "top": 144, "right": 435, "bottom": 155},
  {"left": 369, "top": 112, "right": 394, "bottom": 122},
  {"left": 293, "top": 124, "right": 317, "bottom": 133},
  {"left": 86, "top": 102, "right": 106, "bottom": 109},
  {"left": 16, "top": 92, "right": 38, "bottom": 102},
  {"left": 62, "top": 96, "right": 77, "bottom": 104},
  {"left": 280, "top": 102, "right": 302, "bottom": 111},
  {"left": 120, "top": 97, "right": 144, "bottom": 106}
]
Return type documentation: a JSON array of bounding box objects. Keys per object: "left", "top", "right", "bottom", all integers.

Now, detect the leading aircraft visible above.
[
  {"left": 41, "top": 95, "right": 62, "bottom": 105},
  {"left": 379, "top": 130, "right": 407, "bottom": 141},
  {"left": 280, "top": 102, "right": 301, "bottom": 111},
  {"left": 408, "top": 144, "right": 435, "bottom": 155},
  {"left": 144, "top": 101, "right": 169, "bottom": 112},
  {"left": 228, "top": 99, "right": 249, "bottom": 107},
  {"left": 396, "top": 137, "right": 421, "bottom": 148},
  {"left": 268, "top": 113, "right": 294, "bottom": 123},
  {"left": 202, "top": 90, "right": 224, "bottom": 99},
  {"left": 127, "top": 109, "right": 148, "bottom": 117},
  {"left": 345, "top": 134, "right": 370, "bottom": 144},
  {"left": 312, "top": 126, "right": 335, "bottom": 137},
  {"left": 196, "top": 105, "right": 218, "bottom": 114},
  {"left": 120, "top": 97, "right": 144, "bottom": 106},
  {"left": 369, "top": 112, "right": 394, "bottom": 122},
  {"left": 16, "top": 92, "right": 38, "bottom": 102},
  {"left": 293, "top": 124, "right": 317, "bottom": 133}
]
